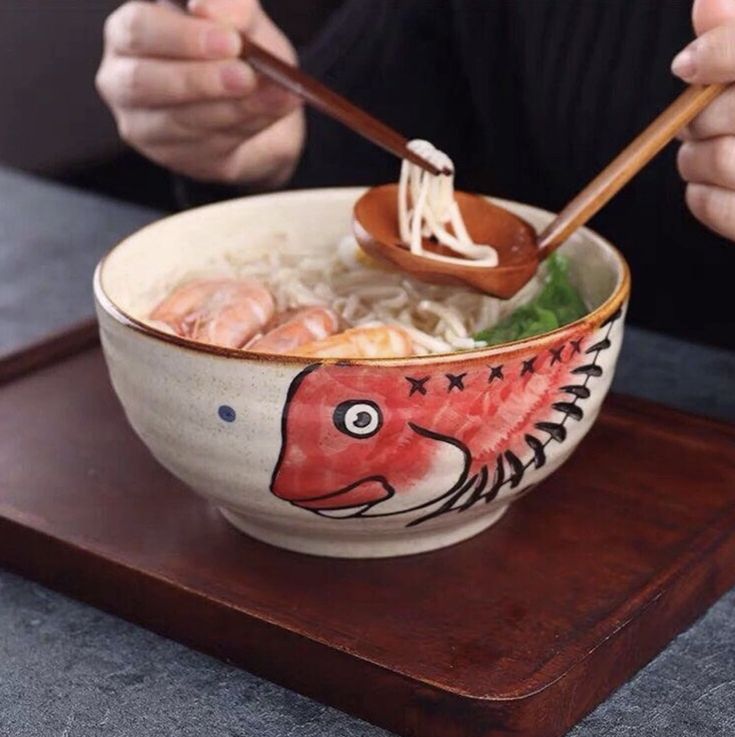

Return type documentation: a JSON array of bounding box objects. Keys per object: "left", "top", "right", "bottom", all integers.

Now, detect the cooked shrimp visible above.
[
  {"left": 249, "top": 306, "right": 340, "bottom": 354},
  {"left": 295, "top": 325, "right": 414, "bottom": 359},
  {"left": 149, "top": 279, "right": 220, "bottom": 335},
  {"left": 150, "top": 278, "right": 275, "bottom": 348}
]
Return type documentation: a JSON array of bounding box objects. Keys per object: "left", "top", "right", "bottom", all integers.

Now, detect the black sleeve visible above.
[
  {"left": 175, "top": 0, "right": 474, "bottom": 207},
  {"left": 291, "top": 0, "right": 475, "bottom": 189}
]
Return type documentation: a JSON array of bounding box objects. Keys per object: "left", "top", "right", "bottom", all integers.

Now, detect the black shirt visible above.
[{"left": 188, "top": 1, "right": 735, "bottom": 349}]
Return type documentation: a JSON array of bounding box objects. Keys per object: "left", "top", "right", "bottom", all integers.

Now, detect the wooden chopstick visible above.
[{"left": 165, "top": 0, "right": 446, "bottom": 176}]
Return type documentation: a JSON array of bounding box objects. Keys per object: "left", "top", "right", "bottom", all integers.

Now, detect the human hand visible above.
[
  {"left": 673, "top": 0, "right": 735, "bottom": 239},
  {"left": 96, "top": 0, "right": 305, "bottom": 189}
]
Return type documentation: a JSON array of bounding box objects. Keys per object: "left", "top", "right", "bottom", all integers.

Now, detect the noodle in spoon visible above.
[{"left": 398, "top": 140, "right": 499, "bottom": 267}]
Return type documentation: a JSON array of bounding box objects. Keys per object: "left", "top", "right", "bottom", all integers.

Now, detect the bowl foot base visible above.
[{"left": 218, "top": 505, "right": 509, "bottom": 559}]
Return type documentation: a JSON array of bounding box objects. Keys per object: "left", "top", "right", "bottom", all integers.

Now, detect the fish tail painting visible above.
[{"left": 270, "top": 310, "right": 621, "bottom": 527}]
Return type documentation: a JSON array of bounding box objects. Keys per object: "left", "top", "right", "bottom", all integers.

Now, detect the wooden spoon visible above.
[{"left": 354, "top": 84, "right": 724, "bottom": 299}]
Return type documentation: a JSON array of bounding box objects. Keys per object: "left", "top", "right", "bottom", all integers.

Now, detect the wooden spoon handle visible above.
[{"left": 537, "top": 83, "right": 725, "bottom": 258}]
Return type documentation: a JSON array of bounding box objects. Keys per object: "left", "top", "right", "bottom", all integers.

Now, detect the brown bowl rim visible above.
[{"left": 93, "top": 190, "right": 631, "bottom": 368}]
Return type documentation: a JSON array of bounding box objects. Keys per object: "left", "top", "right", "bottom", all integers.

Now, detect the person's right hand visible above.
[{"left": 96, "top": 0, "right": 305, "bottom": 189}]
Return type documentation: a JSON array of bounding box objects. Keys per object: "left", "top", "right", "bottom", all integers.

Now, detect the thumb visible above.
[
  {"left": 693, "top": 0, "right": 735, "bottom": 35},
  {"left": 673, "top": 0, "right": 735, "bottom": 81}
]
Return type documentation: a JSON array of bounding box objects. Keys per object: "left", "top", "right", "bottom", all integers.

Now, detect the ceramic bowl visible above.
[{"left": 94, "top": 188, "right": 630, "bottom": 558}]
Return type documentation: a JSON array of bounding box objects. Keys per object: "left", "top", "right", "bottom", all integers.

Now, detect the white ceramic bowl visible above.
[{"left": 94, "top": 188, "right": 630, "bottom": 558}]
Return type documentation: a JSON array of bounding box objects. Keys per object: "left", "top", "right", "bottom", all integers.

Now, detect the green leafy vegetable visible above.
[{"left": 474, "top": 254, "right": 587, "bottom": 346}]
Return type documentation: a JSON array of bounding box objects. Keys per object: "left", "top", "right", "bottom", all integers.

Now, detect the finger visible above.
[
  {"left": 106, "top": 1, "right": 241, "bottom": 60},
  {"left": 119, "top": 105, "right": 276, "bottom": 146},
  {"left": 188, "top": 0, "right": 262, "bottom": 33},
  {"left": 133, "top": 107, "right": 304, "bottom": 185},
  {"left": 686, "top": 182, "right": 735, "bottom": 240},
  {"left": 144, "top": 133, "right": 295, "bottom": 184},
  {"left": 226, "top": 109, "right": 304, "bottom": 185},
  {"left": 99, "top": 57, "right": 256, "bottom": 108},
  {"left": 134, "top": 138, "right": 243, "bottom": 181},
  {"left": 170, "top": 91, "right": 298, "bottom": 131},
  {"left": 188, "top": 0, "right": 299, "bottom": 107},
  {"left": 693, "top": 0, "right": 735, "bottom": 36},
  {"left": 672, "top": 22, "right": 735, "bottom": 83},
  {"left": 679, "top": 85, "right": 735, "bottom": 140},
  {"left": 677, "top": 137, "right": 735, "bottom": 188}
]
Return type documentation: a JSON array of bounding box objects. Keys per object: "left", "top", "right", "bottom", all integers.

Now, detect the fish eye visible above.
[
  {"left": 333, "top": 400, "right": 382, "bottom": 439},
  {"left": 218, "top": 405, "right": 236, "bottom": 423}
]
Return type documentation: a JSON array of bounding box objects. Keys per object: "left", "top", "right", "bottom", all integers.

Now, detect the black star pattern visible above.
[
  {"left": 550, "top": 346, "right": 564, "bottom": 365},
  {"left": 521, "top": 357, "right": 536, "bottom": 376},
  {"left": 405, "top": 376, "right": 430, "bottom": 397},
  {"left": 400, "top": 307, "right": 623, "bottom": 528},
  {"left": 488, "top": 365, "right": 504, "bottom": 383},
  {"left": 446, "top": 373, "right": 467, "bottom": 392}
]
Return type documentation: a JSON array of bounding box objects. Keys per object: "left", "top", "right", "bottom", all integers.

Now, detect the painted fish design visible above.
[{"left": 271, "top": 312, "right": 620, "bottom": 527}]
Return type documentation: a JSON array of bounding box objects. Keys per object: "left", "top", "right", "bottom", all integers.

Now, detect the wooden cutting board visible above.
[{"left": 1, "top": 322, "right": 734, "bottom": 737}]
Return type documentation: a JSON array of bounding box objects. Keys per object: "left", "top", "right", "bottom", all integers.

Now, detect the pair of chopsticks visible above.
[{"left": 166, "top": 0, "right": 445, "bottom": 176}]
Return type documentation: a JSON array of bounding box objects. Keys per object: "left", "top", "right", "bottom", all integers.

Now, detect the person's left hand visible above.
[{"left": 673, "top": 0, "right": 735, "bottom": 240}]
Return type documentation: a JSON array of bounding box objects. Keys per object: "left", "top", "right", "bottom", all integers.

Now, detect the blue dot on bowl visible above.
[{"left": 218, "top": 405, "right": 236, "bottom": 423}]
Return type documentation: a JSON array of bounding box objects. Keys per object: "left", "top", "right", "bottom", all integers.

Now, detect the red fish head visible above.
[
  {"left": 270, "top": 363, "right": 470, "bottom": 518},
  {"left": 268, "top": 315, "right": 622, "bottom": 527}
]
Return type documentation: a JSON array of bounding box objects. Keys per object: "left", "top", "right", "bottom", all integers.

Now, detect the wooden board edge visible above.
[
  {"left": 0, "top": 514, "right": 470, "bottom": 737},
  {"left": 487, "top": 508, "right": 735, "bottom": 737},
  {"left": 487, "top": 498, "right": 735, "bottom": 704},
  {"left": 602, "top": 391, "right": 735, "bottom": 439},
  {"left": 2, "top": 498, "right": 735, "bottom": 737},
  {"left": 0, "top": 319, "right": 99, "bottom": 386}
]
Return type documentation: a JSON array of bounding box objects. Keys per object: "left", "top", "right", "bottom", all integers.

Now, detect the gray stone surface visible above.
[
  {"left": 0, "top": 166, "right": 159, "bottom": 352},
  {"left": 0, "top": 571, "right": 732, "bottom": 737},
  {"left": 0, "top": 165, "right": 733, "bottom": 736},
  {"left": 613, "top": 326, "right": 735, "bottom": 423},
  {"left": 0, "top": 572, "right": 384, "bottom": 737}
]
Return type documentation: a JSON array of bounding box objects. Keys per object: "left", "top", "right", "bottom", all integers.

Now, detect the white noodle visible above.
[
  {"left": 400, "top": 325, "right": 454, "bottom": 354},
  {"left": 398, "top": 140, "right": 499, "bottom": 267},
  {"left": 417, "top": 300, "right": 469, "bottom": 339},
  {"left": 216, "top": 236, "right": 544, "bottom": 355}
]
